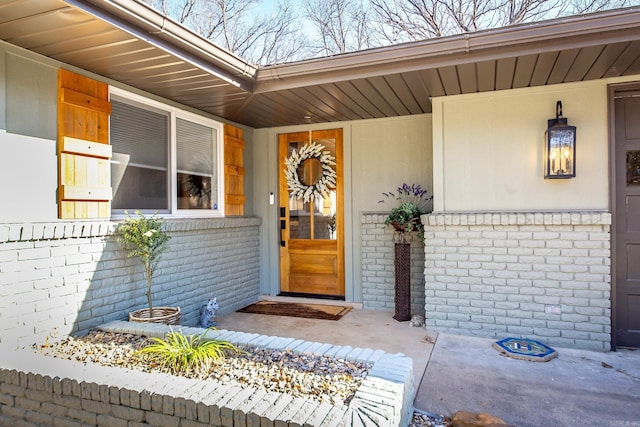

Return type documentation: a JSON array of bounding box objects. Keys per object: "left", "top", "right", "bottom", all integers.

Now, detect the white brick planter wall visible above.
[
  {"left": 0, "top": 321, "right": 415, "bottom": 427},
  {"left": 423, "top": 212, "right": 612, "bottom": 351},
  {"left": 361, "top": 214, "right": 425, "bottom": 316},
  {"left": 0, "top": 218, "right": 261, "bottom": 349}
]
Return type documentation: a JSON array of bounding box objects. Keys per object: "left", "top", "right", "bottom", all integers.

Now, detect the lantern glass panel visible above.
[
  {"left": 548, "top": 128, "right": 574, "bottom": 176},
  {"left": 545, "top": 122, "right": 576, "bottom": 179}
]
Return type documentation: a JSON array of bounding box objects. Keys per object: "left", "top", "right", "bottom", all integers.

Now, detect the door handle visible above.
[{"left": 280, "top": 208, "right": 286, "bottom": 246}]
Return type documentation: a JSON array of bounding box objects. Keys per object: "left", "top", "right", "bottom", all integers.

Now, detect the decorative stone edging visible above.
[
  {"left": 425, "top": 211, "right": 611, "bottom": 227},
  {"left": 0, "top": 217, "right": 262, "bottom": 243},
  {"left": 0, "top": 321, "right": 414, "bottom": 426}
]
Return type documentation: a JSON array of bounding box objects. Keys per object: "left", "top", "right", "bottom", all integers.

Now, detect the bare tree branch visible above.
[
  {"left": 305, "top": 0, "right": 377, "bottom": 56},
  {"left": 142, "top": 0, "right": 306, "bottom": 65},
  {"left": 569, "top": 0, "right": 639, "bottom": 14},
  {"left": 370, "top": 0, "right": 448, "bottom": 41},
  {"left": 142, "top": 0, "right": 640, "bottom": 63}
]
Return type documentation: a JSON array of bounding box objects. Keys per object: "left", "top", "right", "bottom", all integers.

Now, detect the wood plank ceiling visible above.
[{"left": 1, "top": 0, "right": 640, "bottom": 129}]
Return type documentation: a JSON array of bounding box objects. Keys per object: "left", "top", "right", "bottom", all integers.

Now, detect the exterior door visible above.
[
  {"left": 615, "top": 92, "right": 640, "bottom": 347},
  {"left": 278, "top": 129, "right": 344, "bottom": 297}
]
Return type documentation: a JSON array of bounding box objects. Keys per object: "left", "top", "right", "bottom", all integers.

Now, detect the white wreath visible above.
[{"left": 284, "top": 141, "right": 336, "bottom": 203}]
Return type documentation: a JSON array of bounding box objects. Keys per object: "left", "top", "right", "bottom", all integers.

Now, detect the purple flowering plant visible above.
[{"left": 379, "top": 183, "right": 433, "bottom": 240}]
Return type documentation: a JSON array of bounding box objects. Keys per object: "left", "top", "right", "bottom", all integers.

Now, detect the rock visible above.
[
  {"left": 451, "top": 411, "right": 507, "bottom": 427},
  {"left": 410, "top": 315, "right": 425, "bottom": 327},
  {"left": 35, "top": 329, "right": 371, "bottom": 406}
]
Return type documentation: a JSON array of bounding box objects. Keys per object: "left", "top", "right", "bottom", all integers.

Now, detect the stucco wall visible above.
[
  {"left": 252, "top": 115, "right": 433, "bottom": 302},
  {"left": 0, "top": 131, "right": 58, "bottom": 222},
  {"left": 0, "top": 218, "right": 261, "bottom": 349},
  {"left": 432, "top": 80, "right": 609, "bottom": 212}
]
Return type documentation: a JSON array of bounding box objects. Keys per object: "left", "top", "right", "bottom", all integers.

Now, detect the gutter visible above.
[
  {"left": 255, "top": 6, "right": 640, "bottom": 92},
  {"left": 65, "top": 0, "right": 257, "bottom": 92}
]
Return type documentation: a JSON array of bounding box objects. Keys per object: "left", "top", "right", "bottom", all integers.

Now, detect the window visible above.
[{"left": 110, "top": 89, "right": 223, "bottom": 216}]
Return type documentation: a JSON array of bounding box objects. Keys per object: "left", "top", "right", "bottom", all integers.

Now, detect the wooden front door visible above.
[
  {"left": 278, "top": 129, "right": 344, "bottom": 297},
  {"left": 615, "top": 92, "right": 640, "bottom": 348}
]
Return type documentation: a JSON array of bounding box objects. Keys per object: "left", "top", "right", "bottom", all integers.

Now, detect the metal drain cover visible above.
[{"left": 493, "top": 337, "right": 558, "bottom": 362}]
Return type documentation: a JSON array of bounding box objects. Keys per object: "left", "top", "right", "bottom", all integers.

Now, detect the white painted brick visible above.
[
  {"left": 560, "top": 264, "right": 589, "bottom": 273},
  {"left": 547, "top": 320, "right": 575, "bottom": 330},
  {"left": 482, "top": 308, "right": 506, "bottom": 317},
  {"left": 561, "top": 330, "right": 590, "bottom": 340},
  {"left": 574, "top": 273, "right": 607, "bottom": 282},
  {"left": 507, "top": 325, "right": 534, "bottom": 335},
  {"left": 17, "top": 247, "right": 50, "bottom": 261},
  {"left": 588, "top": 232, "right": 610, "bottom": 241},
  {"left": 0, "top": 218, "right": 261, "bottom": 348},
  {"left": 495, "top": 316, "right": 520, "bottom": 326},
  {"left": 590, "top": 315, "right": 611, "bottom": 326},
  {"left": 519, "top": 240, "right": 546, "bottom": 249},
  {"left": 493, "top": 286, "right": 519, "bottom": 295},
  {"left": 458, "top": 306, "right": 482, "bottom": 315},
  {"left": 468, "top": 239, "right": 493, "bottom": 248}
]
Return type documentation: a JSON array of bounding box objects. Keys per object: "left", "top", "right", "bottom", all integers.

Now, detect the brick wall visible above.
[
  {"left": 0, "top": 218, "right": 261, "bottom": 349},
  {"left": 361, "top": 213, "right": 425, "bottom": 316},
  {"left": 423, "top": 212, "right": 611, "bottom": 351}
]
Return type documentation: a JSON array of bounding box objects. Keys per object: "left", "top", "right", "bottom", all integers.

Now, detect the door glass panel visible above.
[
  {"left": 287, "top": 137, "right": 337, "bottom": 240},
  {"left": 628, "top": 151, "right": 640, "bottom": 185},
  {"left": 289, "top": 199, "right": 310, "bottom": 239}
]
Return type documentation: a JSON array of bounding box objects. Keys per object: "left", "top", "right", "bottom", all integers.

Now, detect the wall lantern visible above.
[{"left": 544, "top": 101, "right": 576, "bottom": 179}]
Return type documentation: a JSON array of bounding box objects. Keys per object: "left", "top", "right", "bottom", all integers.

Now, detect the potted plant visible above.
[
  {"left": 380, "top": 183, "right": 432, "bottom": 243},
  {"left": 379, "top": 183, "right": 432, "bottom": 321},
  {"left": 117, "top": 210, "right": 180, "bottom": 324}
]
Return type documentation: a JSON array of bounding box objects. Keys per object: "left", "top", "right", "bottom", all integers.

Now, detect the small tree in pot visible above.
[{"left": 118, "top": 211, "right": 179, "bottom": 324}]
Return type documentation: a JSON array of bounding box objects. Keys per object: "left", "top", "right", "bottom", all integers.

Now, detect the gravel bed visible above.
[
  {"left": 410, "top": 410, "right": 451, "bottom": 427},
  {"left": 35, "top": 330, "right": 451, "bottom": 425},
  {"left": 35, "top": 330, "right": 370, "bottom": 406}
]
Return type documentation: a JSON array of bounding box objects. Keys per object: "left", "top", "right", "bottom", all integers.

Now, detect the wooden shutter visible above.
[
  {"left": 224, "top": 124, "right": 246, "bottom": 216},
  {"left": 57, "top": 69, "right": 112, "bottom": 219}
]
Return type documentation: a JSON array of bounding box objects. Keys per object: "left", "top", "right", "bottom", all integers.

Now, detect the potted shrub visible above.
[
  {"left": 117, "top": 210, "right": 180, "bottom": 324},
  {"left": 380, "top": 183, "right": 432, "bottom": 243},
  {"left": 379, "top": 183, "right": 432, "bottom": 321}
]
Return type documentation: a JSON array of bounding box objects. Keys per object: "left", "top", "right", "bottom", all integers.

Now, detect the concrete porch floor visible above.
[
  {"left": 216, "top": 299, "right": 640, "bottom": 426},
  {"left": 215, "top": 302, "right": 436, "bottom": 395}
]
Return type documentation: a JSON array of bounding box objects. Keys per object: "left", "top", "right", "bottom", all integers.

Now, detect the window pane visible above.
[
  {"left": 111, "top": 100, "right": 168, "bottom": 210},
  {"left": 176, "top": 118, "right": 217, "bottom": 210},
  {"left": 628, "top": 151, "right": 640, "bottom": 186}
]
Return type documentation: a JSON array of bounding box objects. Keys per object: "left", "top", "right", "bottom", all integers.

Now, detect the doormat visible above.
[
  {"left": 237, "top": 301, "right": 352, "bottom": 321},
  {"left": 492, "top": 337, "right": 558, "bottom": 362}
]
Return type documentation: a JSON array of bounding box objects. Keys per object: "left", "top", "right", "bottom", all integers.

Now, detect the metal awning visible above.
[{"left": 1, "top": 0, "right": 639, "bottom": 129}]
